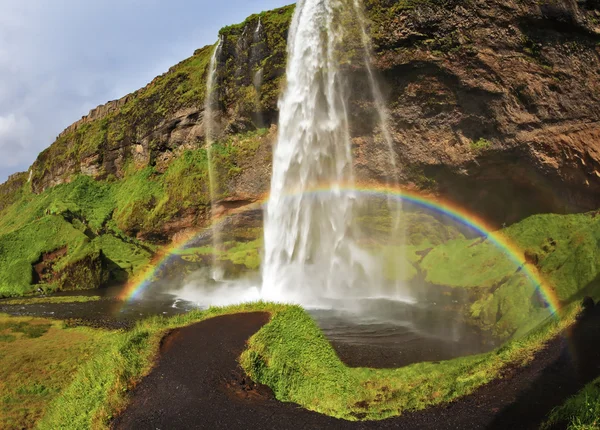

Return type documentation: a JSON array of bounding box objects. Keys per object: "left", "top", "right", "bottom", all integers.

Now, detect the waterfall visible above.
[
  {"left": 352, "top": 0, "right": 406, "bottom": 290},
  {"left": 261, "top": 0, "right": 381, "bottom": 304},
  {"left": 252, "top": 19, "right": 264, "bottom": 128},
  {"left": 205, "top": 37, "right": 223, "bottom": 280},
  {"left": 255, "top": 17, "right": 262, "bottom": 34}
]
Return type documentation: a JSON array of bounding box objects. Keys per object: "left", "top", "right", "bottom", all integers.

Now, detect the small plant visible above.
[{"left": 470, "top": 138, "right": 492, "bottom": 152}]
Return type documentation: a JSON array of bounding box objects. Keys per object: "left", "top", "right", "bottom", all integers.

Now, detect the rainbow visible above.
[
  {"left": 117, "top": 229, "right": 205, "bottom": 302},
  {"left": 117, "top": 184, "right": 561, "bottom": 316}
]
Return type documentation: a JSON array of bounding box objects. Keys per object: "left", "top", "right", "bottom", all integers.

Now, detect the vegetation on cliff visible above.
[
  {"left": 420, "top": 212, "right": 600, "bottom": 339},
  {"left": 0, "top": 126, "right": 271, "bottom": 298}
]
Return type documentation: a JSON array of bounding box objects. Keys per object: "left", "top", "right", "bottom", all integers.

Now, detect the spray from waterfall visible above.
[
  {"left": 262, "top": 0, "right": 385, "bottom": 304},
  {"left": 205, "top": 37, "right": 224, "bottom": 280}
]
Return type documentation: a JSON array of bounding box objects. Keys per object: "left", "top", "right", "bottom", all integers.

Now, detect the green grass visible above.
[
  {"left": 240, "top": 303, "right": 579, "bottom": 420},
  {"left": 0, "top": 175, "right": 115, "bottom": 235},
  {"left": 421, "top": 237, "right": 516, "bottom": 288},
  {"left": 220, "top": 238, "right": 263, "bottom": 270},
  {"left": 37, "top": 302, "right": 288, "bottom": 429},
  {"left": 417, "top": 212, "right": 600, "bottom": 339},
  {"left": 0, "top": 216, "right": 90, "bottom": 297},
  {"left": 0, "top": 296, "right": 101, "bottom": 306},
  {"left": 544, "top": 378, "right": 600, "bottom": 429},
  {"left": 34, "top": 301, "right": 579, "bottom": 428},
  {"left": 0, "top": 314, "right": 108, "bottom": 429}
]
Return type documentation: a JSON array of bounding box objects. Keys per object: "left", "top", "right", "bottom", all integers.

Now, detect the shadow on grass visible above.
[{"left": 488, "top": 300, "right": 600, "bottom": 429}]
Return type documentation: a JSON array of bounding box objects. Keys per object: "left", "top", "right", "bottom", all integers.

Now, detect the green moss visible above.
[
  {"left": 0, "top": 175, "right": 154, "bottom": 297},
  {"left": 0, "top": 172, "right": 29, "bottom": 212},
  {"left": 92, "top": 235, "right": 151, "bottom": 275},
  {"left": 0, "top": 216, "right": 90, "bottom": 297},
  {"left": 0, "top": 175, "right": 115, "bottom": 235},
  {"left": 113, "top": 167, "right": 167, "bottom": 233},
  {"left": 221, "top": 238, "right": 263, "bottom": 270},
  {"left": 504, "top": 213, "right": 600, "bottom": 303},
  {"left": 418, "top": 212, "right": 600, "bottom": 339},
  {"left": 421, "top": 237, "right": 516, "bottom": 288}
]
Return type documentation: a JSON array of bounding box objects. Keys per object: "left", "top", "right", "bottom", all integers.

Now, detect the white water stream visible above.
[
  {"left": 182, "top": 0, "right": 408, "bottom": 308},
  {"left": 205, "top": 38, "right": 224, "bottom": 280},
  {"left": 261, "top": 0, "right": 391, "bottom": 305}
]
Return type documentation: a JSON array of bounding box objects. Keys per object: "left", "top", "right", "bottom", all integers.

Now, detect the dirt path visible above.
[{"left": 113, "top": 311, "right": 600, "bottom": 430}]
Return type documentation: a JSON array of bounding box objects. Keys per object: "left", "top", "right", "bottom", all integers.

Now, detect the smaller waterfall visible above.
[
  {"left": 253, "top": 67, "right": 264, "bottom": 127},
  {"left": 252, "top": 19, "right": 265, "bottom": 127},
  {"left": 352, "top": 0, "right": 406, "bottom": 292},
  {"left": 255, "top": 17, "right": 262, "bottom": 34},
  {"left": 205, "top": 37, "right": 224, "bottom": 280}
]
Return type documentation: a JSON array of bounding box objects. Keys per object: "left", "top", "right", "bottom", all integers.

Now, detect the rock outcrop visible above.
[{"left": 13, "top": 0, "right": 600, "bottom": 234}]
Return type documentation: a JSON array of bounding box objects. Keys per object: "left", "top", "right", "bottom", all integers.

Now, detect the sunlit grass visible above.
[
  {"left": 0, "top": 314, "right": 107, "bottom": 429},
  {"left": 33, "top": 301, "right": 579, "bottom": 428}
]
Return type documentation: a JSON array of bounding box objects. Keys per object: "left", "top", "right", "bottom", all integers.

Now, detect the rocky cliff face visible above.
[
  {"left": 14, "top": 0, "right": 600, "bottom": 235},
  {"left": 359, "top": 0, "right": 600, "bottom": 225}
]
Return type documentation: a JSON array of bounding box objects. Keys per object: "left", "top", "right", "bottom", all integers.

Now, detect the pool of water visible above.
[{"left": 0, "top": 283, "right": 498, "bottom": 367}]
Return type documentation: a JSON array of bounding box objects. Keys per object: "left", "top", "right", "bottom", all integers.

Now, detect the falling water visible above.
[
  {"left": 351, "top": 0, "right": 406, "bottom": 286},
  {"left": 252, "top": 19, "right": 265, "bottom": 128},
  {"left": 262, "top": 0, "right": 382, "bottom": 304},
  {"left": 205, "top": 38, "right": 224, "bottom": 280},
  {"left": 255, "top": 17, "right": 262, "bottom": 34}
]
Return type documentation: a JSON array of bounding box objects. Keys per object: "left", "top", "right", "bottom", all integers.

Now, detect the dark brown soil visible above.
[{"left": 113, "top": 309, "right": 600, "bottom": 430}]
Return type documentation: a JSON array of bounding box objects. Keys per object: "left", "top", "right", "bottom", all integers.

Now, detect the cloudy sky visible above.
[{"left": 0, "top": 0, "right": 290, "bottom": 183}]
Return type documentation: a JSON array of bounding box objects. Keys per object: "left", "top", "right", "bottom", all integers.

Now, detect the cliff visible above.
[
  {"left": 17, "top": 0, "right": 600, "bottom": 228},
  {"left": 0, "top": 0, "right": 599, "bottom": 296}
]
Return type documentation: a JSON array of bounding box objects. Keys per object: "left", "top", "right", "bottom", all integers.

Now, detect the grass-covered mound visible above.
[
  {"left": 0, "top": 176, "right": 153, "bottom": 298},
  {"left": 0, "top": 129, "right": 270, "bottom": 298},
  {"left": 417, "top": 212, "right": 600, "bottom": 340}
]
